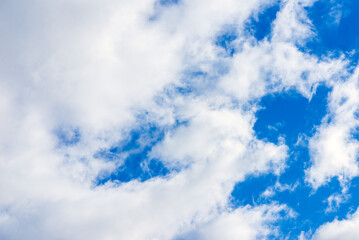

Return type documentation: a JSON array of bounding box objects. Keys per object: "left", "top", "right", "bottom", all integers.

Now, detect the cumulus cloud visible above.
[
  {"left": 193, "top": 204, "right": 293, "bottom": 240},
  {"left": 313, "top": 209, "right": 359, "bottom": 240},
  {"left": 306, "top": 67, "right": 359, "bottom": 188},
  {"left": 0, "top": 0, "right": 355, "bottom": 239}
]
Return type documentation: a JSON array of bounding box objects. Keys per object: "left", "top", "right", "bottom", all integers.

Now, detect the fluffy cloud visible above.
[
  {"left": 313, "top": 209, "right": 359, "bottom": 240},
  {"left": 306, "top": 67, "right": 359, "bottom": 188},
  {"left": 0, "top": 0, "right": 355, "bottom": 239},
  {"left": 193, "top": 204, "right": 292, "bottom": 240}
]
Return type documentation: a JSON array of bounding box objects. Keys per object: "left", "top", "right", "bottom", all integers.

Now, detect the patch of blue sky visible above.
[
  {"left": 305, "top": 0, "right": 359, "bottom": 66},
  {"left": 95, "top": 124, "right": 169, "bottom": 185},
  {"left": 158, "top": 0, "right": 179, "bottom": 6},
  {"left": 215, "top": 26, "right": 237, "bottom": 56},
  {"left": 254, "top": 86, "right": 329, "bottom": 146},
  {"left": 174, "top": 86, "right": 194, "bottom": 96},
  {"left": 94, "top": 118, "right": 190, "bottom": 185},
  {"left": 215, "top": 2, "right": 279, "bottom": 57},
  {"left": 351, "top": 126, "right": 359, "bottom": 141},
  {"left": 229, "top": 86, "right": 359, "bottom": 238},
  {"left": 246, "top": 3, "right": 280, "bottom": 42},
  {"left": 55, "top": 127, "right": 81, "bottom": 147}
]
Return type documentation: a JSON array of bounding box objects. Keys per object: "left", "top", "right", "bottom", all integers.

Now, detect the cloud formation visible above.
[{"left": 0, "top": 0, "right": 358, "bottom": 239}]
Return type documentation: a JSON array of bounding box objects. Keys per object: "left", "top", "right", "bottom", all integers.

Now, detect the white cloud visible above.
[
  {"left": 194, "top": 204, "right": 291, "bottom": 240},
  {"left": 261, "top": 181, "right": 299, "bottom": 199},
  {"left": 306, "top": 67, "right": 359, "bottom": 188},
  {"left": 0, "top": 0, "right": 354, "bottom": 239},
  {"left": 272, "top": 0, "right": 316, "bottom": 45},
  {"left": 313, "top": 209, "right": 359, "bottom": 240},
  {"left": 219, "top": 40, "right": 345, "bottom": 101},
  {"left": 325, "top": 189, "right": 349, "bottom": 213}
]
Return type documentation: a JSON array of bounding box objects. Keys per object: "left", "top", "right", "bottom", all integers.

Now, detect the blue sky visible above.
[{"left": 1, "top": 0, "right": 359, "bottom": 239}]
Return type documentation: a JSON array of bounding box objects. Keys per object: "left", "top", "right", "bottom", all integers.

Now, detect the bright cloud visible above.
[{"left": 1, "top": 0, "right": 359, "bottom": 239}]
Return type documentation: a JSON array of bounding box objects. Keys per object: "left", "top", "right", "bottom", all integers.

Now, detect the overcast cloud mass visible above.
[{"left": 1, "top": 0, "right": 359, "bottom": 239}]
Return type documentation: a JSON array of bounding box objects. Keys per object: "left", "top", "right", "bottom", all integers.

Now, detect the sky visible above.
[{"left": 1, "top": 0, "right": 359, "bottom": 239}]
